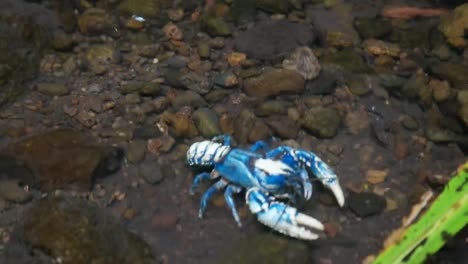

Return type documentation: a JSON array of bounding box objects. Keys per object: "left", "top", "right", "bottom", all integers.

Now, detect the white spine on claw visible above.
[{"left": 254, "top": 159, "right": 294, "bottom": 175}]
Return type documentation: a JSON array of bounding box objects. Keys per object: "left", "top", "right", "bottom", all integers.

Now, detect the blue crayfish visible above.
[{"left": 187, "top": 135, "right": 345, "bottom": 240}]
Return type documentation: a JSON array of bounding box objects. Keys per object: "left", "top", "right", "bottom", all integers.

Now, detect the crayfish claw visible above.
[{"left": 246, "top": 188, "right": 324, "bottom": 240}]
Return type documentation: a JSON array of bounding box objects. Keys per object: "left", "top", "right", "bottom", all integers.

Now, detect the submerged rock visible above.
[
  {"left": 36, "top": 82, "right": 69, "bottom": 96},
  {"left": 192, "top": 108, "right": 223, "bottom": 138},
  {"left": 307, "top": 2, "right": 360, "bottom": 47},
  {"left": 160, "top": 110, "right": 198, "bottom": 138},
  {"left": 255, "top": 0, "right": 290, "bottom": 14},
  {"left": 12, "top": 196, "right": 155, "bottom": 264},
  {"left": 439, "top": 3, "right": 468, "bottom": 48},
  {"left": 348, "top": 192, "right": 386, "bottom": 217},
  {"left": 83, "top": 44, "right": 121, "bottom": 75},
  {"left": 431, "top": 62, "right": 468, "bottom": 89},
  {"left": 220, "top": 233, "right": 311, "bottom": 264},
  {"left": 243, "top": 69, "right": 305, "bottom": 97},
  {"left": 282, "top": 46, "right": 321, "bottom": 80},
  {"left": 117, "top": 0, "right": 167, "bottom": 17},
  {"left": 0, "top": 129, "right": 123, "bottom": 192},
  {"left": 321, "top": 48, "right": 372, "bottom": 73},
  {"left": 0, "top": 13, "right": 51, "bottom": 107},
  {"left": 233, "top": 20, "right": 315, "bottom": 61},
  {"left": 0, "top": 179, "right": 32, "bottom": 203},
  {"left": 354, "top": 17, "right": 392, "bottom": 39},
  {"left": 77, "top": 8, "right": 114, "bottom": 36},
  {"left": 301, "top": 107, "right": 341, "bottom": 138},
  {"left": 200, "top": 15, "right": 232, "bottom": 37}
]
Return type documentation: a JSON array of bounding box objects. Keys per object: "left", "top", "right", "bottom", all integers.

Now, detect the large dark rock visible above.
[
  {"left": 0, "top": 129, "right": 123, "bottom": 191},
  {"left": 0, "top": 0, "right": 59, "bottom": 108},
  {"left": 232, "top": 20, "right": 315, "bottom": 61},
  {"left": 3, "top": 196, "right": 156, "bottom": 264},
  {"left": 220, "top": 233, "right": 311, "bottom": 264}
]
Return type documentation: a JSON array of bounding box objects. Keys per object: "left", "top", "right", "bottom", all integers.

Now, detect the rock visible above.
[
  {"left": 243, "top": 69, "right": 305, "bottom": 98},
  {"left": 134, "top": 125, "right": 162, "bottom": 140},
  {"left": 77, "top": 8, "right": 113, "bottom": 36},
  {"left": 431, "top": 62, "right": 468, "bottom": 89},
  {"left": 233, "top": 109, "right": 256, "bottom": 144},
  {"left": 267, "top": 116, "right": 299, "bottom": 139},
  {"left": 348, "top": 192, "right": 386, "bottom": 217},
  {"left": 0, "top": 154, "right": 35, "bottom": 187},
  {"left": 138, "top": 161, "right": 164, "bottom": 184},
  {"left": 401, "top": 73, "right": 429, "bottom": 99},
  {"left": 430, "top": 79, "right": 452, "bottom": 102},
  {"left": 323, "top": 222, "right": 341, "bottom": 238},
  {"left": 126, "top": 140, "right": 146, "bottom": 164},
  {"left": 432, "top": 44, "right": 452, "bottom": 61},
  {"left": 248, "top": 119, "right": 272, "bottom": 142},
  {"left": 119, "top": 82, "right": 160, "bottom": 96},
  {"left": 125, "top": 17, "right": 145, "bottom": 30},
  {"left": 0, "top": 179, "right": 32, "bottom": 203},
  {"left": 84, "top": 45, "right": 121, "bottom": 75},
  {"left": 162, "top": 22, "right": 183, "bottom": 40},
  {"left": 322, "top": 48, "right": 372, "bottom": 73},
  {"left": 362, "top": 39, "right": 401, "bottom": 58},
  {"left": 457, "top": 90, "right": 468, "bottom": 127},
  {"left": 301, "top": 107, "right": 341, "bottom": 138},
  {"left": 205, "top": 89, "right": 231, "bottom": 103},
  {"left": 401, "top": 115, "right": 419, "bottom": 131},
  {"left": 220, "top": 233, "right": 310, "bottom": 264},
  {"left": 255, "top": 100, "right": 289, "bottom": 117},
  {"left": 366, "top": 169, "right": 389, "bottom": 184},
  {"left": 347, "top": 77, "right": 370, "bottom": 96},
  {"left": 197, "top": 41, "right": 210, "bottom": 58},
  {"left": 170, "top": 90, "right": 207, "bottom": 109},
  {"left": 282, "top": 47, "right": 321, "bottom": 80},
  {"left": 458, "top": 105, "right": 468, "bottom": 128},
  {"left": 212, "top": 71, "right": 239, "bottom": 88},
  {"left": 389, "top": 21, "right": 433, "bottom": 50},
  {"left": 305, "top": 69, "right": 338, "bottom": 95},
  {"left": 124, "top": 93, "right": 141, "bottom": 104},
  {"left": 345, "top": 109, "right": 370, "bottom": 134},
  {"left": 0, "top": 129, "right": 123, "bottom": 191},
  {"left": 151, "top": 212, "right": 179, "bottom": 230},
  {"left": 0, "top": 14, "right": 51, "bottom": 107},
  {"left": 200, "top": 15, "right": 232, "bottom": 37},
  {"left": 117, "top": 0, "right": 166, "bottom": 17},
  {"left": 17, "top": 196, "right": 155, "bottom": 263},
  {"left": 180, "top": 72, "right": 212, "bottom": 94},
  {"left": 122, "top": 208, "right": 137, "bottom": 220},
  {"left": 354, "top": 17, "right": 392, "bottom": 39},
  {"left": 160, "top": 110, "right": 198, "bottom": 138},
  {"left": 255, "top": 0, "right": 290, "bottom": 14},
  {"left": 51, "top": 31, "right": 75, "bottom": 51},
  {"left": 62, "top": 55, "right": 77, "bottom": 74},
  {"left": 307, "top": 2, "right": 360, "bottom": 47},
  {"left": 226, "top": 52, "right": 247, "bottom": 66},
  {"left": 438, "top": 4, "right": 468, "bottom": 48},
  {"left": 168, "top": 8, "right": 184, "bottom": 21},
  {"left": 36, "top": 82, "right": 69, "bottom": 96},
  {"left": 192, "top": 108, "right": 222, "bottom": 138},
  {"left": 393, "top": 134, "right": 409, "bottom": 160},
  {"left": 233, "top": 20, "right": 315, "bottom": 61}
]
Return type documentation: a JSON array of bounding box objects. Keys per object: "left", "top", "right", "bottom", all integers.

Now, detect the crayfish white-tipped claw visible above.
[
  {"left": 287, "top": 226, "right": 319, "bottom": 240},
  {"left": 329, "top": 183, "right": 345, "bottom": 207},
  {"left": 295, "top": 213, "right": 324, "bottom": 231}
]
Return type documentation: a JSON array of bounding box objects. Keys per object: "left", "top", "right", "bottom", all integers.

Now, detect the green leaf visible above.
[{"left": 373, "top": 161, "right": 468, "bottom": 264}]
